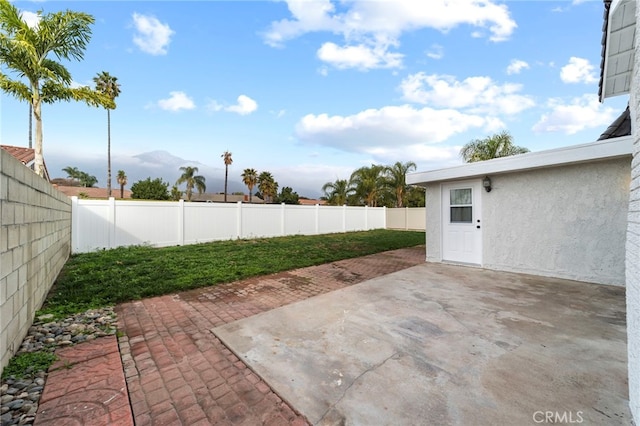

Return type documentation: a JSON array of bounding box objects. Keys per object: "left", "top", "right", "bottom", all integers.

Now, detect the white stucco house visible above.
[{"left": 407, "top": 0, "right": 639, "bottom": 421}]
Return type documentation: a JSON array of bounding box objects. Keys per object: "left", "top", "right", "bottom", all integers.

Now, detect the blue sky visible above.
[{"left": 0, "top": 0, "right": 629, "bottom": 197}]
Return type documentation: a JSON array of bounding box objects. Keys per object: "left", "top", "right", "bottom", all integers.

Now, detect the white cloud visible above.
[
  {"left": 227, "top": 95, "right": 258, "bottom": 115},
  {"left": 532, "top": 94, "right": 616, "bottom": 134},
  {"left": 560, "top": 57, "right": 597, "bottom": 84},
  {"left": 264, "top": 0, "right": 516, "bottom": 70},
  {"left": 317, "top": 42, "right": 403, "bottom": 70},
  {"left": 157, "top": 91, "right": 195, "bottom": 112},
  {"left": 20, "top": 11, "right": 40, "bottom": 28},
  {"left": 399, "top": 72, "right": 535, "bottom": 115},
  {"left": 295, "top": 105, "right": 494, "bottom": 155},
  {"left": 506, "top": 59, "right": 529, "bottom": 75},
  {"left": 426, "top": 44, "right": 444, "bottom": 60},
  {"left": 132, "top": 13, "right": 174, "bottom": 55},
  {"left": 207, "top": 95, "right": 258, "bottom": 115}
]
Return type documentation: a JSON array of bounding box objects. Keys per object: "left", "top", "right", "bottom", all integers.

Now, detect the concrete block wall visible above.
[
  {"left": 0, "top": 149, "right": 71, "bottom": 375},
  {"left": 628, "top": 9, "right": 640, "bottom": 420}
]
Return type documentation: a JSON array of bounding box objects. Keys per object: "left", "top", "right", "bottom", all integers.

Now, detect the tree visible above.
[
  {"left": 274, "top": 187, "right": 299, "bottom": 204},
  {"left": 241, "top": 168, "right": 258, "bottom": 203},
  {"left": 176, "top": 166, "right": 206, "bottom": 201},
  {"left": 405, "top": 186, "right": 425, "bottom": 207},
  {"left": 63, "top": 166, "right": 97, "bottom": 187},
  {"left": 131, "top": 177, "right": 169, "bottom": 200},
  {"left": 257, "top": 171, "right": 278, "bottom": 203},
  {"left": 63, "top": 166, "right": 81, "bottom": 183},
  {"left": 0, "top": 1, "right": 112, "bottom": 177},
  {"left": 93, "top": 71, "right": 121, "bottom": 197},
  {"left": 350, "top": 164, "right": 386, "bottom": 207},
  {"left": 460, "top": 130, "right": 529, "bottom": 163},
  {"left": 221, "top": 151, "right": 233, "bottom": 203},
  {"left": 321, "top": 178, "right": 355, "bottom": 206},
  {"left": 116, "top": 170, "right": 127, "bottom": 199},
  {"left": 385, "top": 161, "right": 417, "bottom": 208},
  {"left": 170, "top": 185, "right": 182, "bottom": 201}
]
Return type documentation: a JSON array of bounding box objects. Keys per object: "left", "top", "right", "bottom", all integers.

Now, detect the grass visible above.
[
  {"left": 40, "top": 230, "right": 425, "bottom": 318},
  {"left": 1, "top": 351, "right": 57, "bottom": 380}
]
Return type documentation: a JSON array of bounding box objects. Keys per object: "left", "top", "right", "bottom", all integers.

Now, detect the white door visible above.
[{"left": 442, "top": 180, "right": 482, "bottom": 264}]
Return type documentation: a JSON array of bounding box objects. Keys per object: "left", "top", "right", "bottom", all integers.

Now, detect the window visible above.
[{"left": 450, "top": 188, "right": 472, "bottom": 223}]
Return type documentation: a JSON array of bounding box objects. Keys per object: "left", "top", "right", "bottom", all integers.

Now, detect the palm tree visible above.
[
  {"left": 176, "top": 166, "right": 206, "bottom": 201},
  {"left": 116, "top": 170, "right": 127, "bottom": 199},
  {"left": 241, "top": 168, "right": 258, "bottom": 203},
  {"left": 221, "top": 151, "right": 233, "bottom": 202},
  {"left": 93, "top": 71, "right": 121, "bottom": 198},
  {"left": 257, "top": 171, "right": 278, "bottom": 203},
  {"left": 460, "top": 130, "right": 529, "bottom": 163},
  {"left": 385, "top": 161, "right": 417, "bottom": 208},
  {"left": 0, "top": 2, "right": 112, "bottom": 177},
  {"left": 350, "top": 164, "right": 386, "bottom": 207},
  {"left": 321, "top": 178, "right": 355, "bottom": 206}
]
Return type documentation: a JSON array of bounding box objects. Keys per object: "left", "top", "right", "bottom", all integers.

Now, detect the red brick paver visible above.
[
  {"left": 33, "top": 246, "right": 425, "bottom": 425},
  {"left": 35, "top": 335, "right": 133, "bottom": 426}
]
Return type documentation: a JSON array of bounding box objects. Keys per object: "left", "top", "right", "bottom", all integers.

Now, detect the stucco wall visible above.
[
  {"left": 0, "top": 149, "right": 71, "bottom": 375},
  {"left": 423, "top": 158, "right": 630, "bottom": 286},
  {"left": 627, "top": 6, "right": 640, "bottom": 420},
  {"left": 482, "top": 158, "right": 630, "bottom": 285}
]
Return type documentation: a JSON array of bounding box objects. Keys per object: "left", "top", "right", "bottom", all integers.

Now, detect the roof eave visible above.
[{"left": 406, "top": 136, "right": 634, "bottom": 185}]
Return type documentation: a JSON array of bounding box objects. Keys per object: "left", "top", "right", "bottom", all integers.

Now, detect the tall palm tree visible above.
[
  {"left": 385, "top": 161, "right": 417, "bottom": 208},
  {"left": 116, "top": 170, "right": 127, "bottom": 199},
  {"left": 93, "top": 71, "right": 121, "bottom": 198},
  {"left": 0, "top": 1, "right": 112, "bottom": 177},
  {"left": 350, "top": 164, "right": 386, "bottom": 207},
  {"left": 460, "top": 130, "right": 529, "bottom": 163},
  {"left": 176, "top": 166, "right": 206, "bottom": 201},
  {"left": 257, "top": 171, "right": 278, "bottom": 203},
  {"left": 241, "top": 168, "right": 258, "bottom": 203},
  {"left": 221, "top": 151, "right": 233, "bottom": 202},
  {"left": 321, "top": 178, "right": 355, "bottom": 206}
]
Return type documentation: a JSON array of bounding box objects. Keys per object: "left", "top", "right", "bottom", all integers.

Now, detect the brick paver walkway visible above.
[
  {"left": 34, "top": 246, "right": 425, "bottom": 425},
  {"left": 35, "top": 335, "right": 133, "bottom": 426}
]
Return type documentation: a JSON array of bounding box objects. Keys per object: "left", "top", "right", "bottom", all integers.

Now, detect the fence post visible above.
[
  {"left": 108, "top": 197, "right": 116, "bottom": 249},
  {"left": 315, "top": 204, "right": 319, "bottom": 235},
  {"left": 281, "top": 203, "right": 286, "bottom": 236},
  {"left": 365, "top": 205, "right": 368, "bottom": 230},
  {"left": 178, "top": 199, "right": 185, "bottom": 245},
  {"left": 405, "top": 206, "right": 409, "bottom": 230},
  {"left": 71, "top": 196, "right": 79, "bottom": 253},
  {"left": 342, "top": 204, "right": 347, "bottom": 232},
  {"left": 237, "top": 201, "right": 242, "bottom": 239}
]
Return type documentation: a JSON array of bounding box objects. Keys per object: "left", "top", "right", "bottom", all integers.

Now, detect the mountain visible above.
[{"left": 47, "top": 150, "right": 246, "bottom": 195}]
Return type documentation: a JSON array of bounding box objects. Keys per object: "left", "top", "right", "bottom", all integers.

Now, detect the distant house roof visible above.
[
  {"left": 298, "top": 199, "right": 327, "bottom": 206},
  {"left": 599, "top": 0, "right": 636, "bottom": 101},
  {"left": 0, "top": 144, "right": 50, "bottom": 181},
  {"left": 187, "top": 193, "right": 264, "bottom": 203},
  {"left": 598, "top": 105, "right": 631, "bottom": 139},
  {"left": 55, "top": 185, "right": 133, "bottom": 199}
]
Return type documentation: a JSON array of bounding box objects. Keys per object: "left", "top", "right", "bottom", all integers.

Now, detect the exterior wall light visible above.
[{"left": 483, "top": 176, "right": 492, "bottom": 192}]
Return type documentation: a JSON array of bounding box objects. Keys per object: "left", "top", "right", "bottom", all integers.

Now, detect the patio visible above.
[
  {"left": 33, "top": 246, "right": 630, "bottom": 425},
  {"left": 213, "top": 263, "right": 630, "bottom": 425}
]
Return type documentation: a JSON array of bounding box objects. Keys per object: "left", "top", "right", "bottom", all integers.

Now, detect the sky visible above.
[{"left": 0, "top": 0, "right": 630, "bottom": 198}]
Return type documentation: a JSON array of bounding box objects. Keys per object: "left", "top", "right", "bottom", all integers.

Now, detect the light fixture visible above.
[{"left": 483, "top": 176, "right": 492, "bottom": 192}]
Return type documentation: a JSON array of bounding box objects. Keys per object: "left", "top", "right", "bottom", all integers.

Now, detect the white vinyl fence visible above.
[{"left": 71, "top": 197, "right": 392, "bottom": 253}]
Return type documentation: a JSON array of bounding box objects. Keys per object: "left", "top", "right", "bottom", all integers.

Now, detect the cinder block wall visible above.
[
  {"left": 0, "top": 149, "right": 71, "bottom": 375},
  {"left": 628, "top": 10, "right": 640, "bottom": 419}
]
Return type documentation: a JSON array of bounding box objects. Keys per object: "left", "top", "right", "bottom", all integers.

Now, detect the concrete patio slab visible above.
[{"left": 213, "top": 263, "right": 630, "bottom": 425}]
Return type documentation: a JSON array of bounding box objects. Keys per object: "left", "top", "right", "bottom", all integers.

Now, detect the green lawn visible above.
[{"left": 41, "top": 230, "right": 425, "bottom": 318}]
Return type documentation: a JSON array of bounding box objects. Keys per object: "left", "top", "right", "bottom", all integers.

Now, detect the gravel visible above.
[{"left": 0, "top": 308, "right": 117, "bottom": 426}]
